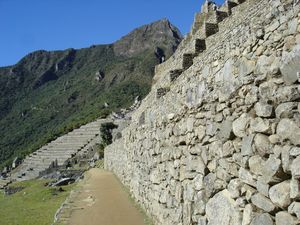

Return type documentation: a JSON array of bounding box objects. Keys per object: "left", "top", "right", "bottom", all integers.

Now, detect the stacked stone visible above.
[
  {"left": 105, "top": 0, "right": 300, "bottom": 225},
  {"left": 11, "top": 119, "right": 107, "bottom": 181}
]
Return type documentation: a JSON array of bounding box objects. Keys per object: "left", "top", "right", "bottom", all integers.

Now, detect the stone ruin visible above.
[
  {"left": 9, "top": 119, "right": 109, "bottom": 181},
  {"left": 105, "top": 0, "right": 300, "bottom": 225}
]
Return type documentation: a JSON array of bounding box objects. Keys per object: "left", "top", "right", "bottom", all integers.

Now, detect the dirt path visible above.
[{"left": 58, "top": 168, "right": 148, "bottom": 225}]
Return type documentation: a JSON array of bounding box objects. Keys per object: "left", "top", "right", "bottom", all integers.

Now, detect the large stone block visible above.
[
  {"left": 291, "top": 156, "right": 300, "bottom": 178},
  {"left": 250, "top": 213, "right": 274, "bottom": 225},
  {"left": 206, "top": 190, "right": 242, "bottom": 225},
  {"left": 277, "top": 119, "right": 300, "bottom": 146},
  {"left": 239, "top": 168, "right": 256, "bottom": 187},
  {"left": 254, "top": 102, "right": 273, "bottom": 118},
  {"left": 254, "top": 133, "right": 271, "bottom": 156},
  {"left": 275, "top": 211, "right": 298, "bottom": 225},
  {"left": 242, "top": 204, "right": 253, "bottom": 225},
  {"left": 288, "top": 202, "right": 300, "bottom": 219},
  {"left": 251, "top": 193, "right": 275, "bottom": 212},
  {"left": 233, "top": 113, "right": 250, "bottom": 138},
  {"left": 281, "top": 44, "right": 300, "bottom": 84},
  {"left": 269, "top": 180, "right": 291, "bottom": 208}
]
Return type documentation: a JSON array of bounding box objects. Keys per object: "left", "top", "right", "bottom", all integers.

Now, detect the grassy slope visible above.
[{"left": 0, "top": 180, "right": 75, "bottom": 225}]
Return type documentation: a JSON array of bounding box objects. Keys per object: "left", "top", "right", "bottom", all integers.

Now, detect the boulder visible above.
[
  {"left": 290, "top": 147, "right": 300, "bottom": 157},
  {"left": 254, "top": 134, "right": 271, "bottom": 156},
  {"left": 52, "top": 178, "right": 75, "bottom": 186},
  {"left": 275, "top": 102, "right": 297, "bottom": 118},
  {"left": 269, "top": 181, "right": 291, "bottom": 208},
  {"left": 218, "top": 119, "right": 234, "bottom": 141},
  {"left": 290, "top": 178, "right": 300, "bottom": 199},
  {"left": 250, "top": 213, "right": 274, "bottom": 225},
  {"left": 262, "top": 156, "right": 282, "bottom": 183},
  {"left": 249, "top": 155, "right": 265, "bottom": 175},
  {"left": 250, "top": 117, "right": 270, "bottom": 133},
  {"left": 275, "top": 211, "right": 297, "bottom": 225},
  {"left": 251, "top": 193, "right": 275, "bottom": 212},
  {"left": 277, "top": 119, "right": 300, "bottom": 146},
  {"left": 239, "top": 57, "right": 256, "bottom": 77},
  {"left": 241, "top": 135, "right": 255, "bottom": 156},
  {"left": 288, "top": 202, "right": 300, "bottom": 219},
  {"left": 206, "top": 190, "right": 242, "bottom": 225},
  {"left": 232, "top": 113, "right": 250, "bottom": 138},
  {"left": 291, "top": 156, "right": 300, "bottom": 178},
  {"left": 254, "top": 102, "right": 273, "bottom": 118},
  {"left": 239, "top": 168, "right": 256, "bottom": 187},
  {"left": 257, "top": 176, "right": 270, "bottom": 197},
  {"left": 242, "top": 204, "right": 253, "bottom": 225},
  {"left": 195, "top": 125, "right": 206, "bottom": 141},
  {"left": 227, "top": 179, "right": 242, "bottom": 199},
  {"left": 280, "top": 44, "right": 300, "bottom": 84}
]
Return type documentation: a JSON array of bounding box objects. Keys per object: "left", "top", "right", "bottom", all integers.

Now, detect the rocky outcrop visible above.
[
  {"left": 105, "top": 0, "right": 300, "bottom": 225},
  {"left": 114, "top": 19, "right": 182, "bottom": 57}
]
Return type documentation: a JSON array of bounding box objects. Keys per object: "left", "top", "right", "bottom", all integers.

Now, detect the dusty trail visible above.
[{"left": 65, "top": 168, "right": 148, "bottom": 225}]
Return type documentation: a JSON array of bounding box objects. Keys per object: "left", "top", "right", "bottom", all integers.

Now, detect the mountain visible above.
[{"left": 0, "top": 19, "right": 182, "bottom": 168}]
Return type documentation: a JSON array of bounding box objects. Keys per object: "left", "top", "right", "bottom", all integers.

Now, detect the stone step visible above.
[
  {"left": 41, "top": 149, "right": 78, "bottom": 152},
  {"left": 170, "top": 69, "right": 184, "bottom": 82},
  {"left": 47, "top": 144, "right": 86, "bottom": 148},
  {"left": 204, "top": 22, "right": 219, "bottom": 37},
  {"left": 60, "top": 133, "right": 96, "bottom": 137},
  {"left": 156, "top": 87, "right": 170, "bottom": 99},
  {"left": 26, "top": 154, "right": 74, "bottom": 161},
  {"left": 205, "top": 10, "right": 229, "bottom": 24},
  {"left": 28, "top": 155, "right": 70, "bottom": 160},
  {"left": 25, "top": 155, "right": 73, "bottom": 161},
  {"left": 73, "top": 132, "right": 98, "bottom": 135},
  {"left": 22, "top": 161, "right": 66, "bottom": 168},
  {"left": 46, "top": 146, "right": 84, "bottom": 150},
  {"left": 219, "top": 0, "right": 239, "bottom": 15},
  {"left": 194, "top": 39, "right": 206, "bottom": 54},
  {"left": 58, "top": 136, "right": 95, "bottom": 141},
  {"left": 28, "top": 150, "right": 77, "bottom": 155},
  {"left": 182, "top": 53, "right": 196, "bottom": 70},
  {"left": 10, "top": 118, "right": 108, "bottom": 181},
  {"left": 23, "top": 156, "right": 71, "bottom": 164}
]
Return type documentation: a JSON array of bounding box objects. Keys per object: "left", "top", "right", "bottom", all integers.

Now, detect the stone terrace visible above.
[{"left": 11, "top": 118, "right": 110, "bottom": 181}]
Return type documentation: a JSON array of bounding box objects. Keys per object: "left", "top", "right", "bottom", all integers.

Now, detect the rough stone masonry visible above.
[{"left": 105, "top": 0, "right": 300, "bottom": 224}]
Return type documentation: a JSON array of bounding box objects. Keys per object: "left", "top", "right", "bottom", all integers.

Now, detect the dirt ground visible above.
[{"left": 66, "top": 168, "right": 148, "bottom": 225}]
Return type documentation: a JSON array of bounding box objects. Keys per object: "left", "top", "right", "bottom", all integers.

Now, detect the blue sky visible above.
[{"left": 0, "top": 0, "right": 223, "bottom": 67}]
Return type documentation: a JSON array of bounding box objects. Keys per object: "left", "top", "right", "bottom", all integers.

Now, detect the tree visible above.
[{"left": 100, "top": 122, "right": 118, "bottom": 146}]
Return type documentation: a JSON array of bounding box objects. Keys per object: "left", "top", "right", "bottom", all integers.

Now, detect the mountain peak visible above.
[{"left": 113, "top": 19, "right": 183, "bottom": 57}]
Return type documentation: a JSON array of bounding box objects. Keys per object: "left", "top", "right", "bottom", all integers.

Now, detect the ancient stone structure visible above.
[
  {"left": 11, "top": 119, "right": 110, "bottom": 181},
  {"left": 105, "top": 0, "right": 300, "bottom": 225}
]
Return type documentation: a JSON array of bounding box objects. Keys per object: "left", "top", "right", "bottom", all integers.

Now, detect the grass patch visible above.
[{"left": 0, "top": 179, "right": 75, "bottom": 225}]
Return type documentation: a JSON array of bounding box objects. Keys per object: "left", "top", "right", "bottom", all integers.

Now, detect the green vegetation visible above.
[
  {"left": 100, "top": 122, "right": 118, "bottom": 146},
  {"left": 0, "top": 179, "right": 75, "bottom": 225},
  {"left": 0, "top": 19, "right": 182, "bottom": 169},
  {"left": 96, "top": 122, "right": 119, "bottom": 158}
]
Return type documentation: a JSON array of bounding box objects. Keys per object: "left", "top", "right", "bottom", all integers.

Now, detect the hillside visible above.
[{"left": 0, "top": 19, "right": 182, "bottom": 168}]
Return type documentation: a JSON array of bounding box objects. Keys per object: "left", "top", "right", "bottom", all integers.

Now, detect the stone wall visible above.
[{"left": 105, "top": 0, "right": 300, "bottom": 224}]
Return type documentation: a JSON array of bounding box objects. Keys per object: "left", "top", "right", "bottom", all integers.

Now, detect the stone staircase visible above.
[
  {"left": 11, "top": 118, "right": 110, "bottom": 181},
  {"left": 154, "top": 0, "right": 248, "bottom": 99}
]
